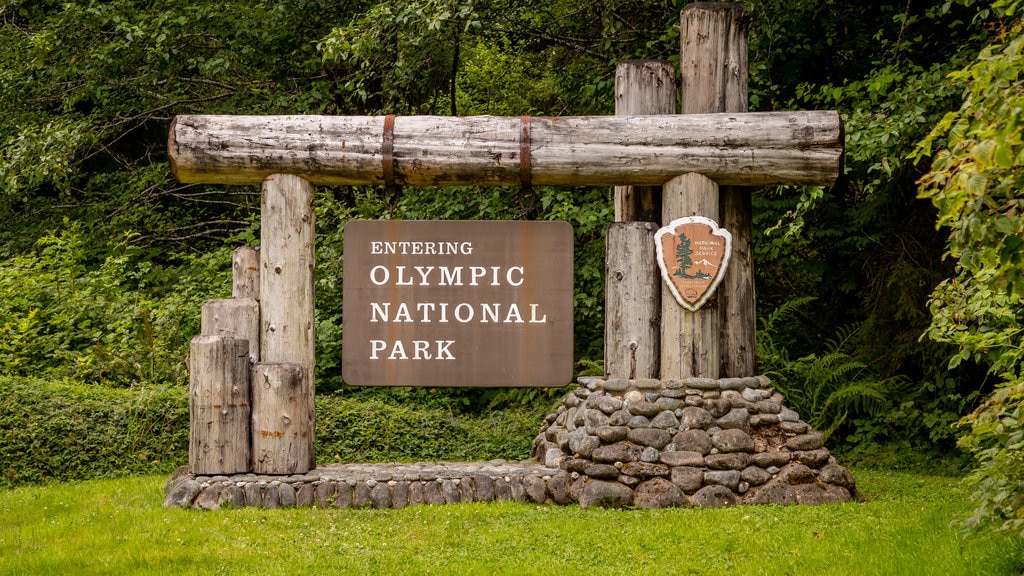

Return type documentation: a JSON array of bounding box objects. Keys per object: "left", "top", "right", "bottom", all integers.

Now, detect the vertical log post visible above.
[
  {"left": 661, "top": 173, "right": 721, "bottom": 378},
  {"left": 201, "top": 298, "right": 260, "bottom": 364},
  {"left": 251, "top": 362, "right": 313, "bottom": 474},
  {"left": 613, "top": 60, "right": 677, "bottom": 223},
  {"left": 686, "top": 3, "right": 755, "bottom": 377},
  {"left": 605, "top": 222, "right": 660, "bottom": 378},
  {"left": 232, "top": 246, "right": 261, "bottom": 300},
  {"left": 189, "top": 335, "right": 251, "bottom": 474},
  {"left": 606, "top": 59, "right": 675, "bottom": 380},
  {"left": 662, "top": 2, "right": 748, "bottom": 379},
  {"left": 259, "top": 173, "right": 316, "bottom": 473}
]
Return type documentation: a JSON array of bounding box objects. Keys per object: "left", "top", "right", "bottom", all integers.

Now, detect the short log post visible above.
[
  {"left": 189, "top": 335, "right": 251, "bottom": 475},
  {"left": 232, "top": 246, "right": 260, "bottom": 300},
  {"left": 605, "top": 222, "right": 660, "bottom": 378},
  {"left": 661, "top": 173, "right": 721, "bottom": 378},
  {"left": 201, "top": 298, "right": 260, "bottom": 364},
  {"left": 251, "top": 362, "right": 313, "bottom": 474},
  {"left": 613, "top": 60, "right": 677, "bottom": 223},
  {"left": 259, "top": 173, "right": 316, "bottom": 473}
]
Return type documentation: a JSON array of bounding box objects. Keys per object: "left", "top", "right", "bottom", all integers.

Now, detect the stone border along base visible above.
[{"left": 164, "top": 376, "right": 856, "bottom": 510}]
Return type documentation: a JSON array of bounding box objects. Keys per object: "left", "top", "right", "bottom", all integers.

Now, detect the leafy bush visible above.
[
  {"left": 915, "top": 0, "right": 1024, "bottom": 538},
  {"left": 0, "top": 223, "right": 230, "bottom": 385},
  {"left": 957, "top": 381, "right": 1024, "bottom": 536},
  {"left": 0, "top": 376, "right": 551, "bottom": 488},
  {"left": 758, "top": 298, "right": 896, "bottom": 439},
  {"left": 316, "top": 395, "right": 546, "bottom": 464},
  {"left": 0, "top": 377, "right": 189, "bottom": 487}
]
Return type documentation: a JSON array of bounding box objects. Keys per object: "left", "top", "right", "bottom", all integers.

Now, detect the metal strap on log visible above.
[{"left": 168, "top": 112, "right": 843, "bottom": 188}]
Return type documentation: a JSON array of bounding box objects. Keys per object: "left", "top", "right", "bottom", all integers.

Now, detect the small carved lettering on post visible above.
[{"left": 655, "top": 216, "right": 732, "bottom": 312}]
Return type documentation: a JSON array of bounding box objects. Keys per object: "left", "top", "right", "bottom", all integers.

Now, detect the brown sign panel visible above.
[
  {"left": 342, "top": 220, "right": 574, "bottom": 387},
  {"left": 655, "top": 216, "right": 732, "bottom": 312}
]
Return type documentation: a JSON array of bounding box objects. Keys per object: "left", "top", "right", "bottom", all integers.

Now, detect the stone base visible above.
[
  {"left": 165, "top": 376, "right": 856, "bottom": 510},
  {"left": 531, "top": 376, "right": 857, "bottom": 508},
  {"left": 163, "top": 460, "right": 566, "bottom": 510}
]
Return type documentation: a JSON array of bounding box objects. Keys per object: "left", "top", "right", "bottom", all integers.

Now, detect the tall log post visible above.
[
  {"left": 189, "top": 335, "right": 251, "bottom": 475},
  {"left": 614, "top": 60, "right": 676, "bottom": 222},
  {"left": 201, "top": 298, "right": 260, "bottom": 364},
  {"left": 661, "top": 173, "right": 721, "bottom": 378},
  {"left": 662, "top": 2, "right": 750, "bottom": 379},
  {"left": 678, "top": 3, "right": 756, "bottom": 377},
  {"left": 605, "top": 222, "right": 660, "bottom": 378},
  {"left": 232, "top": 246, "right": 260, "bottom": 300},
  {"left": 605, "top": 60, "right": 674, "bottom": 379},
  {"left": 251, "top": 362, "right": 313, "bottom": 474},
  {"left": 260, "top": 173, "right": 316, "bottom": 473}
]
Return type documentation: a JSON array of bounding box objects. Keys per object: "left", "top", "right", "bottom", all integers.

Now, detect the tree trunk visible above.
[
  {"left": 189, "top": 335, "right": 251, "bottom": 475},
  {"left": 614, "top": 60, "right": 676, "bottom": 222},
  {"left": 605, "top": 222, "right": 660, "bottom": 379},
  {"left": 168, "top": 112, "right": 843, "bottom": 187},
  {"left": 260, "top": 174, "right": 316, "bottom": 472},
  {"left": 251, "top": 362, "right": 313, "bottom": 475}
]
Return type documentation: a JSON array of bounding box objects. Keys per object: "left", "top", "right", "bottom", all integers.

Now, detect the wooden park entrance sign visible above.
[
  {"left": 341, "top": 219, "right": 574, "bottom": 388},
  {"left": 176, "top": 3, "right": 843, "bottom": 476}
]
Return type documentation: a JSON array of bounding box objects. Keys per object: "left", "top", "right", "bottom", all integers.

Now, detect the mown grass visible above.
[{"left": 2, "top": 469, "right": 1022, "bottom": 575}]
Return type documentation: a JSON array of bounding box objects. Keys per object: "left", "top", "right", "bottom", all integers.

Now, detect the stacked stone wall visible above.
[{"left": 531, "top": 376, "right": 856, "bottom": 508}]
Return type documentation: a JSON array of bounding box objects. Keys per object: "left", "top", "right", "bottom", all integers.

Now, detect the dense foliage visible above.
[
  {"left": 915, "top": 0, "right": 1024, "bottom": 537},
  {"left": 1, "top": 0, "right": 1023, "bottom": 537},
  {"left": 0, "top": 376, "right": 542, "bottom": 487},
  {"left": 0, "top": 377, "right": 188, "bottom": 486}
]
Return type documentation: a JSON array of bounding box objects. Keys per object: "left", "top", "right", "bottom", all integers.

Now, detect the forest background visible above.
[{"left": 1, "top": 0, "right": 1023, "bottom": 538}]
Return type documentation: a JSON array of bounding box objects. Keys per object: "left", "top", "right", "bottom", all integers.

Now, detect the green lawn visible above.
[{"left": 1, "top": 469, "right": 1022, "bottom": 575}]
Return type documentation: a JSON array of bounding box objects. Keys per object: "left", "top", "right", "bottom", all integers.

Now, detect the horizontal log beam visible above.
[{"left": 169, "top": 113, "right": 843, "bottom": 187}]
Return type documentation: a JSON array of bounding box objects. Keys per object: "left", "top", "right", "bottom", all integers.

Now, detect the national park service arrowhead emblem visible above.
[{"left": 655, "top": 216, "right": 732, "bottom": 312}]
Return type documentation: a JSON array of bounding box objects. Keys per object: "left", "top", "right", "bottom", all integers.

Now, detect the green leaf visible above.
[
  {"left": 994, "top": 144, "right": 1016, "bottom": 168},
  {"left": 972, "top": 139, "right": 998, "bottom": 166},
  {"left": 965, "top": 173, "right": 989, "bottom": 197}
]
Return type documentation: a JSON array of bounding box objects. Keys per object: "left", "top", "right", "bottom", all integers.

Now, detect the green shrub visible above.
[
  {"left": 0, "top": 377, "right": 189, "bottom": 487},
  {"left": 316, "top": 395, "right": 546, "bottom": 464},
  {"left": 957, "top": 380, "right": 1024, "bottom": 537},
  {"left": 0, "top": 223, "right": 230, "bottom": 386},
  {"left": 0, "top": 377, "right": 551, "bottom": 488},
  {"left": 915, "top": 0, "right": 1024, "bottom": 538},
  {"left": 758, "top": 298, "right": 901, "bottom": 438}
]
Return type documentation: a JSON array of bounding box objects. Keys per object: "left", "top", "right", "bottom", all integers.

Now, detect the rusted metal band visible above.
[
  {"left": 519, "top": 115, "right": 532, "bottom": 192},
  {"left": 382, "top": 114, "right": 396, "bottom": 189}
]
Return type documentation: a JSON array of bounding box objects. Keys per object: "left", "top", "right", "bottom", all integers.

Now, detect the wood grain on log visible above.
[
  {"left": 614, "top": 60, "right": 677, "bottom": 222},
  {"left": 260, "top": 174, "right": 316, "bottom": 471},
  {"left": 189, "top": 335, "right": 251, "bottom": 474},
  {"left": 661, "top": 173, "right": 721, "bottom": 379},
  {"left": 201, "top": 298, "right": 259, "bottom": 364},
  {"left": 678, "top": 2, "right": 757, "bottom": 377},
  {"left": 169, "top": 112, "right": 843, "bottom": 187},
  {"left": 605, "top": 222, "right": 661, "bottom": 378},
  {"left": 232, "top": 246, "right": 260, "bottom": 300},
  {"left": 251, "top": 362, "right": 313, "bottom": 475}
]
